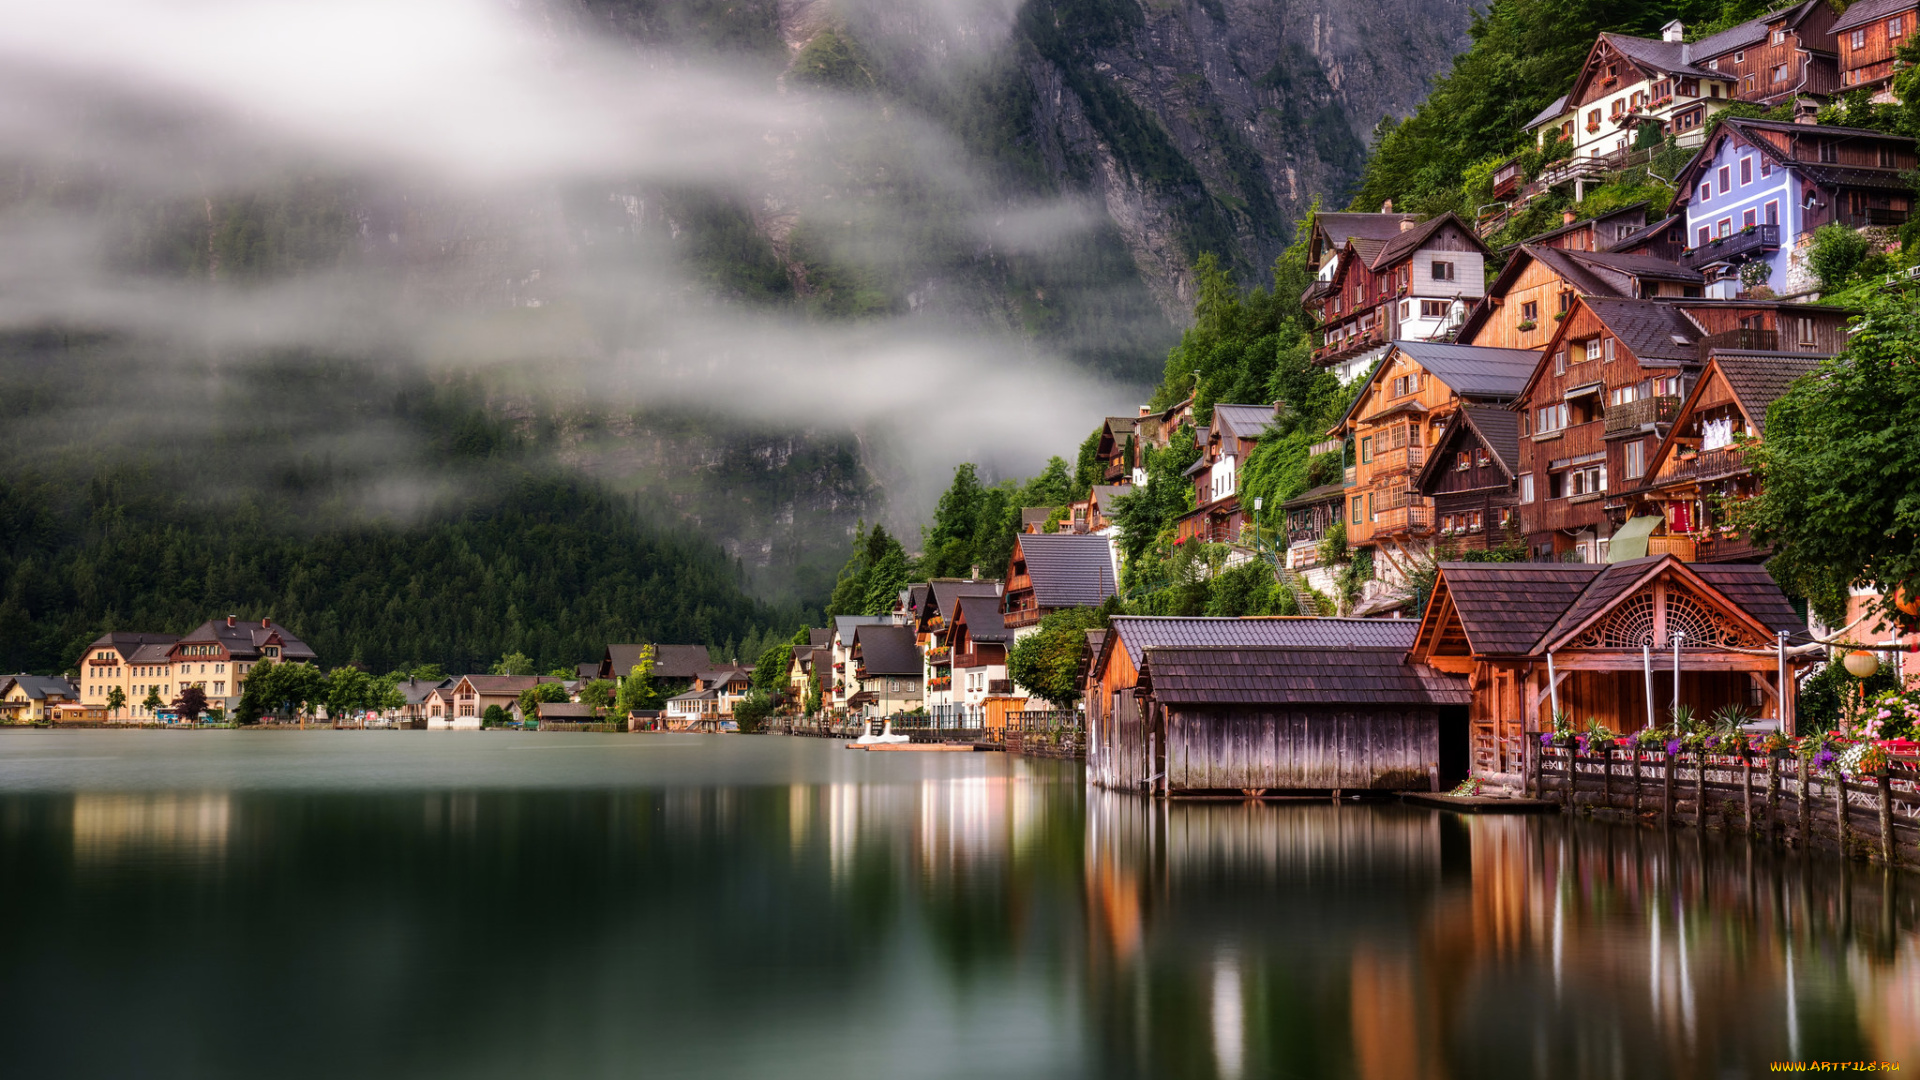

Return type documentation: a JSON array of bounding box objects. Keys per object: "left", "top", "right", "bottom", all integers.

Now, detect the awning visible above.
[{"left": 1607, "top": 515, "right": 1663, "bottom": 562}]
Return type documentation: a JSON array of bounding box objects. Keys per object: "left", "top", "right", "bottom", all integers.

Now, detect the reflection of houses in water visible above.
[{"left": 71, "top": 793, "right": 232, "bottom": 861}]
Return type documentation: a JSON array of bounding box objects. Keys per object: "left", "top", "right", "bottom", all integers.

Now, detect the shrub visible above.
[{"left": 1807, "top": 223, "right": 1876, "bottom": 291}]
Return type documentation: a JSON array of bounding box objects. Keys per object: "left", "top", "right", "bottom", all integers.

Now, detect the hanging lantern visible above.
[
  {"left": 1895, "top": 583, "right": 1920, "bottom": 618},
  {"left": 1843, "top": 650, "right": 1880, "bottom": 679}
]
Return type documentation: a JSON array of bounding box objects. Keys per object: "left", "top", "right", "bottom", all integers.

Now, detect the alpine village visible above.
[{"left": 12, "top": 4, "right": 1920, "bottom": 869}]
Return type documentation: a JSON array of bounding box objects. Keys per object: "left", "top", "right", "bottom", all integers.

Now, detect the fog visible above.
[{"left": 0, "top": 0, "right": 1154, "bottom": 533}]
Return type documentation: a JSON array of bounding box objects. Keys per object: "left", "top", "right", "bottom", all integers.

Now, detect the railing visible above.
[
  {"left": 1659, "top": 445, "right": 1747, "bottom": 483},
  {"left": 1679, "top": 225, "right": 1779, "bottom": 269},
  {"left": 1604, "top": 394, "right": 1680, "bottom": 434},
  {"left": 1103, "top": 459, "right": 1128, "bottom": 482},
  {"left": 1003, "top": 606, "right": 1042, "bottom": 629},
  {"left": 1312, "top": 322, "right": 1386, "bottom": 363},
  {"left": 925, "top": 647, "right": 951, "bottom": 666},
  {"left": 987, "top": 679, "right": 1012, "bottom": 695},
  {"left": 1645, "top": 534, "right": 1696, "bottom": 560},
  {"left": 1373, "top": 504, "right": 1432, "bottom": 536},
  {"left": 1343, "top": 465, "right": 1357, "bottom": 486},
  {"left": 1369, "top": 443, "right": 1426, "bottom": 476},
  {"left": 894, "top": 705, "right": 985, "bottom": 739},
  {"left": 953, "top": 651, "right": 992, "bottom": 668},
  {"left": 1698, "top": 328, "right": 1779, "bottom": 355},
  {"left": 1859, "top": 207, "right": 1911, "bottom": 227}
]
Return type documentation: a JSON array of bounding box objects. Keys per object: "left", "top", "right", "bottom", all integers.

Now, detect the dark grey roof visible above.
[
  {"left": 86, "top": 631, "right": 180, "bottom": 658},
  {"left": 833, "top": 616, "right": 887, "bottom": 644},
  {"left": 1570, "top": 250, "right": 1704, "bottom": 283},
  {"left": 951, "top": 595, "right": 1010, "bottom": 644},
  {"left": 1801, "top": 164, "right": 1917, "bottom": 191},
  {"left": 1104, "top": 616, "right": 1420, "bottom": 672},
  {"left": 1089, "top": 484, "right": 1130, "bottom": 507},
  {"left": 668, "top": 686, "right": 719, "bottom": 703},
  {"left": 1369, "top": 213, "right": 1484, "bottom": 269},
  {"left": 906, "top": 583, "right": 931, "bottom": 616},
  {"left": 852, "top": 624, "right": 921, "bottom": 675},
  {"left": 1833, "top": 0, "right": 1917, "bottom": 33},
  {"left": 1139, "top": 646, "right": 1470, "bottom": 707},
  {"left": 1414, "top": 404, "right": 1523, "bottom": 495},
  {"left": 1525, "top": 94, "right": 1569, "bottom": 130},
  {"left": 1213, "top": 403, "right": 1278, "bottom": 442},
  {"left": 396, "top": 677, "right": 454, "bottom": 706},
  {"left": 175, "top": 619, "right": 316, "bottom": 663},
  {"left": 1015, "top": 534, "right": 1118, "bottom": 609},
  {"left": 1021, "top": 507, "right": 1053, "bottom": 526},
  {"left": 1315, "top": 212, "right": 1424, "bottom": 249},
  {"left": 604, "top": 643, "right": 710, "bottom": 681},
  {"left": 1281, "top": 482, "right": 1347, "bottom": 510},
  {"left": 1688, "top": 563, "right": 1808, "bottom": 639},
  {"left": 1600, "top": 33, "right": 1717, "bottom": 79},
  {"left": 4, "top": 675, "right": 77, "bottom": 701},
  {"left": 927, "top": 581, "right": 1002, "bottom": 626},
  {"left": 1525, "top": 245, "right": 1619, "bottom": 296},
  {"left": 1705, "top": 352, "right": 1827, "bottom": 437},
  {"left": 808, "top": 628, "right": 833, "bottom": 649},
  {"left": 1582, "top": 297, "right": 1702, "bottom": 365},
  {"left": 538, "top": 702, "right": 596, "bottom": 719},
  {"left": 1515, "top": 203, "right": 1649, "bottom": 249},
  {"left": 1691, "top": 12, "right": 1771, "bottom": 58},
  {"left": 1390, "top": 341, "right": 1540, "bottom": 398},
  {"left": 1607, "top": 215, "right": 1684, "bottom": 254}
]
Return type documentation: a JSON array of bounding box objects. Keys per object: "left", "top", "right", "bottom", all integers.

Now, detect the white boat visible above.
[{"left": 852, "top": 718, "right": 910, "bottom": 746}]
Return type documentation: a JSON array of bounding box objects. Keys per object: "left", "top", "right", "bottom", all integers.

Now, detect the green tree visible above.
[
  {"left": 1737, "top": 291, "right": 1920, "bottom": 626},
  {"left": 324, "top": 667, "right": 373, "bottom": 722},
  {"left": 805, "top": 667, "right": 824, "bottom": 715},
  {"left": 579, "top": 679, "right": 615, "bottom": 711},
  {"left": 614, "top": 647, "right": 660, "bottom": 715},
  {"left": 105, "top": 685, "right": 125, "bottom": 716},
  {"left": 518, "top": 681, "right": 569, "bottom": 719},
  {"left": 173, "top": 685, "right": 209, "bottom": 724},
  {"left": 752, "top": 643, "right": 792, "bottom": 697},
  {"left": 1006, "top": 600, "right": 1120, "bottom": 706},
  {"left": 141, "top": 686, "right": 164, "bottom": 716},
  {"left": 490, "top": 652, "right": 535, "bottom": 677},
  {"left": 732, "top": 691, "right": 774, "bottom": 733},
  {"left": 482, "top": 704, "right": 510, "bottom": 728}
]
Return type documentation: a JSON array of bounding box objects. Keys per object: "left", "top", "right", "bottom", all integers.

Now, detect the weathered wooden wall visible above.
[
  {"left": 1089, "top": 689, "right": 1152, "bottom": 792},
  {"left": 1166, "top": 706, "right": 1439, "bottom": 792}
]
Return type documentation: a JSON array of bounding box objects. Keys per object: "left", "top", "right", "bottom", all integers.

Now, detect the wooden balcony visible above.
[
  {"left": 1604, "top": 395, "right": 1680, "bottom": 435},
  {"left": 1698, "top": 328, "right": 1778, "bottom": 355},
  {"left": 1658, "top": 445, "right": 1748, "bottom": 484},
  {"left": 1646, "top": 534, "right": 1695, "bottom": 560},
  {"left": 953, "top": 651, "right": 996, "bottom": 669},
  {"left": 1003, "top": 605, "right": 1042, "bottom": 629},
  {"left": 1680, "top": 225, "right": 1779, "bottom": 269},
  {"left": 1369, "top": 443, "right": 1426, "bottom": 476},
  {"left": 1313, "top": 321, "right": 1387, "bottom": 365},
  {"left": 1374, "top": 504, "right": 1432, "bottom": 537}
]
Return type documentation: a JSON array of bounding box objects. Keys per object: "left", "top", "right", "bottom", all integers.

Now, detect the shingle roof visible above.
[
  {"left": 1691, "top": 12, "right": 1772, "bottom": 58},
  {"left": 906, "top": 583, "right": 931, "bottom": 616},
  {"left": 174, "top": 619, "right": 316, "bottom": 663},
  {"left": 604, "top": 643, "right": 711, "bottom": 681},
  {"left": 396, "top": 677, "right": 453, "bottom": 706},
  {"left": 1089, "top": 484, "right": 1131, "bottom": 507},
  {"left": 127, "top": 641, "right": 177, "bottom": 665},
  {"left": 1369, "top": 212, "right": 1484, "bottom": 269},
  {"left": 1139, "top": 647, "right": 1470, "bottom": 707},
  {"left": 1514, "top": 203, "right": 1650, "bottom": 249},
  {"left": 1390, "top": 341, "right": 1541, "bottom": 399},
  {"left": 1104, "top": 616, "right": 1419, "bottom": 672},
  {"left": 1583, "top": 297, "right": 1702, "bottom": 365},
  {"left": 1525, "top": 94, "right": 1569, "bottom": 131},
  {"left": 1015, "top": 534, "right": 1118, "bottom": 609},
  {"left": 927, "top": 581, "right": 1002, "bottom": 626},
  {"left": 1281, "top": 482, "right": 1347, "bottom": 510},
  {"left": 1538, "top": 559, "right": 1666, "bottom": 648},
  {"left": 457, "top": 674, "right": 563, "bottom": 695},
  {"left": 4, "top": 675, "right": 77, "bottom": 701},
  {"left": 538, "top": 702, "right": 596, "bottom": 719},
  {"left": 1522, "top": 245, "right": 1618, "bottom": 296},
  {"left": 1021, "top": 507, "right": 1054, "bottom": 526},
  {"left": 1435, "top": 563, "right": 1604, "bottom": 655},
  {"left": 1607, "top": 215, "right": 1684, "bottom": 254},
  {"left": 1569, "top": 250, "right": 1703, "bottom": 283},
  {"left": 809, "top": 628, "right": 833, "bottom": 649},
  {"left": 1708, "top": 352, "right": 1826, "bottom": 436},
  {"left": 952, "top": 595, "right": 1010, "bottom": 644},
  {"left": 852, "top": 624, "right": 920, "bottom": 675},
  {"left": 1688, "top": 564, "right": 1807, "bottom": 640},
  {"left": 86, "top": 631, "right": 180, "bottom": 658},
  {"left": 833, "top": 615, "right": 887, "bottom": 644},
  {"left": 1315, "top": 212, "right": 1423, "bottom": 249},
  {"left": 1833, "top": 0, "right": 1917, "bottom": 33},
  {"left": 1600, "top": 33, "right": 1717, "bottom": 79},
  {"left": 1213, "top": 403, "right": 1278, "bottom": 442}
]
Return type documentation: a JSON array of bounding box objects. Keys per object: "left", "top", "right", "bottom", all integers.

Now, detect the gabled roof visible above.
[
  {"left": 1833, "top": 0, "right": 1918, "bottom": 34},
  {"left": 1582, "top": 296, "right": 1703, "bottom": 365},
  {"left": 1020, "top": 507, "right": 1053, "bottom": 527},
  {"left": 1212, "top": 403, "right": 1278, "bottom": 443},
  {"left": 395, "top": 677, "right": 453, "bottom": 705},
  {"left": 1137, "top": 646, "right": 1469, "bottom": 707},
  {"left": 833, "top": 615, "right": 887, "bottom": 644},
  {"left": 1571, "top": 250, "right": 1703, "bottom": 284},
  {"left": 1688, "top": 563, "right": 1806, "bottom": 639},
  {"left": 1013, "top": 534, "right": 1117, "bottom": 609},
  {"left": 1645, "top": 351, "right": 1826, "bottom": 479},
  {"left": 1088, "top": 484, "right": 1130, "bottom": 508},
  {"left": 1390, "top": 341, "right": 1541, "bottom": 398},
  {"left": 1280, "top": 482, "right": 1347, "bottom": 510},
  {"left": 455, "top": 674, "right": 563, "bottom": 695},
  {"left": 951, "top": 595, "right": 1010, "bottom": 644},
  {"left": 174, "top": 619, "right": 317, "bottom": 663},
  {"left": 85, "top": 631, "right": 180, "bottom": 658},
  {"left": 1366, "top": 212, "right": 1487, "bottom": 270},
  {"left": 852, "top": 624, "right": 921, "bottom": 675},
  {"left": 1514, "top": 203, "right": 1650, "bottom": 250},
  {"left": 904, "top": 583, "right": 931, "bottom": 616},
  {"left": 1416, "top": 405, "right": 1522, "bottom": 492},
  {"left": 925, "top": 580, "right": 1002, "bottom": 629},
  {"left": 1313, "top": 212, "right": 1424, "bottom": 254},
  {"left": 604, "top": 643, "right": 711, "bottom": 681},
  {"left": 808, "top": 628, "right": 834, "bottom": 649},
  {"left": 1672, "top": 119, "right": 1918, "bottom": 203},
  {"left": 1607, "top": 214, "right": 1685, "bottom": 254},
  {"left": 1596, "top": 33, "right": 1718, "bottom": 80},
  {"left": 1525, "top": 94, "right": 1569, "bottom": 131},
  {"left": 3, "top": 675, "right": 77, "bottom": 701},
  {"left": 1097, "top": 615, "right": 1419, "bottom": 679}
]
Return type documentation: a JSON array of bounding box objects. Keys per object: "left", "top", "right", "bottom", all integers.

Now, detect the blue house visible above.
[{"left": 1669, "top": 118, "right": 1916, "bottom": 297}]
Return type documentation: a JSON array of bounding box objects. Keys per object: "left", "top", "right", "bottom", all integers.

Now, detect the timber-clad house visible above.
[
  {"left": 1305, "top": 212, "right": 1490, "bottom": 384},
  {"left": 917, "top": 579, "right": 1003, "bottom": 709},
  {"left": 1457, "top": 240, "right": 1704, "bottom": 352},
  {"left": 1411, "top": 557, "right": 1809, "bottom": 778},
  {"left": 1174, "top": 403, "right": 1278, "bottom": 546},
  {"left": 1414, "top": 405, "right": 1524, "bottom": 552},
  {"left": 1531, "top": 23, "right": 1739, "bottom": 163},
  {"left": 1001, "top": 533, "right": 1118, "bottom": 634},
  {"left": 1834, "top": 0, "right": 1919, "bottom": 95}
]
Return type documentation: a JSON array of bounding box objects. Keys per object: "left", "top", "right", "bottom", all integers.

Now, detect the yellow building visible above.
[
  {"left": 77, "top": 617, "right": 317, "bottom": 721},
  {"left": 1, "top": 675, "right": 81, "bottom": 723}
]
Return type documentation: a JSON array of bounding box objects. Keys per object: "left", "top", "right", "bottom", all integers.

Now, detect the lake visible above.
[{"left": 1, "top": 731, "right": 1915, "bottom": 1078}]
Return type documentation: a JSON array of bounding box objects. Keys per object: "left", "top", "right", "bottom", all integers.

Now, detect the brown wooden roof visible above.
[
  {"left": 1138, "top": 646, "right": 1468, "bottom": 707},
  {"left": 1431, "top": 563, "right": 1602, "bottom": 655}
]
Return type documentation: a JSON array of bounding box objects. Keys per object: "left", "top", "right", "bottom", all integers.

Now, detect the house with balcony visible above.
[
  {"left": 1280, "top": 482, "right": 1345, "bottom": 574},
  {"left": 1834, "top": 0, "right": 1918, "bottom": 98},
  {"left": 846, "top": 624, "right": 921, "bottom": 718},
  {"left": 1414, "top": 406, "right": 1525, "bottom": 553},
  {"left": 1669, "top": 118, "right": 1917, "bottom": 297},
  {"left": 1094, "top": 416, "right": 1140, "bottom": 488},
  {"left": 1615, "top": 351, "right": 1827, "bottom": 564},
  {"left": 1, "top": 675, "right": 80, "bottom": 724},
  {"left": 1691, "top": 0, "right": 1841, "bottom": 105},
  {"left": 1307, "top": 212, "right": 1490, "bottom": 384},
  {"left": 829, "top": 615, "right": 887, "bottom": 713},
  {"left": 1458, "top": 241, "right": 1704, "bottom": 351},
  {"left": 436, "top": 674, "right": 566, "bottom": 729},
  {"left": 916, "top": 579, "right": 1003, "bottom": 711},
  {"left": 1002, "top": 533, "right": 1118, "bottom": 638},
  {"left": 947, "top": 595, "right": 1011, "bottom": 705},
  {"left": 1173, "top": 403, "right": 1279, "bottom": 547},
  {"left": 1516, "top": 204, "right": 1653, "bottom": 253},
  {"left": 1332, "top": 341, "right": 1538, "bottom": 582},
  {"left": 1555, "top": 23, "right": 1739, "bottom": 164},
  {"left": 1067, "top": 484, "right": 1130, "bottom": 536}
]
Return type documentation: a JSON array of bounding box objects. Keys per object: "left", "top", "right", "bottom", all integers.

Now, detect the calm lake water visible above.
[{"left": 1, "top": 731, "right": 1915, "bottom": 1079}]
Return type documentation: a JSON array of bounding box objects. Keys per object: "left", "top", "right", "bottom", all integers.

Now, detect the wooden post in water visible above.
[
  {"left": 1663, "top": 751, "right": 1675, "bottom": 824},
  {"left": 1743, "top": 754, "right": 1754, "bottom": 835},
  {"left": 1797, "top": 756, "right": 1811, "bottom": 848},
  {"left": 1877, "top": 772, "right": 1894, "bottom": 866},
  {"left": 1835, "top": 771, "right": 1851, "bottom": 854},
  {"left": 1694, "top": 751, "right": 1707, "bottom": 826},
  {"left": 1631, "top": 748, "right": 1642, "bottom": 818},
  {"left": 1765, "top": 755, "right": 1780, "bottom": 843},
  {"left": 1524, "top": 738, "right": 1537, "bottom": 799}
]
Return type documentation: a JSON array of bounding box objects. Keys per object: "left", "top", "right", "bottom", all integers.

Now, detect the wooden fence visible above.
[{"left": 1530, "top": 744, "right": 1920, "bottom": 868}]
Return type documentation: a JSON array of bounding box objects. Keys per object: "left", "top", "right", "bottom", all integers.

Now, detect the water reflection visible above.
[{"left": 0, "top": 736, "right": 1913, "bottom": 1079}]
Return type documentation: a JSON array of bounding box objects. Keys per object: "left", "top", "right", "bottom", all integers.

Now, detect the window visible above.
[
  {"left": 1761, "top": 158, "right": 1771, "bottom": 178},
  {"left": 1367, "top": 493, "right": 1376, "bottom": 521},
  {"left": 1851, "top": 29, "right": 1867, "bottom": 49},
  {"left": 1892, "top": 15, "right": 1906, "bottom": 37},
  {"left": 1699, "top": 182, "right": 1712, "bottom": 204},
  {"left": 1744, "top": 74, "right": 1757, "bottom": 93},
  {"left": 1475, "top": 448, "right": 1491, "bottom": 468},
  {"left": 1772, "top": 29, "right": 1786, "bottom": 45},
  {"left": 1390, "top": 374, "right": 1420, "bottom": 397},
  {"left": 1521, "top": 300, "right": 1539, "bottom": 322},
  {"left": 1351, "top": 495, "right": 1364, "bottom": 522},
  {"left": 1654, "top": 375, "right": 1683, "bottom": 397},
  {"left": 1604, "top": 337, "right": 1616, "bottom": 363},
  {"left": 1771, "top": 64, "right": 1787, "bottom": 83},
  {"left": 1765, "top": 200, "right": 1779, "bottom": 226},
  {"left": 1354, "top": 283, "right": 1365, "bottom": 304},
  {"left": 1718, "top": 217, "right": 1734, "bottom": 237},
  {"left": 1420, "top": 299, "right": 1448, "bottom": 318},
  {"left": 1733, "top": 51, "right": 1745, "bottom": 63},
  {"left": 1611, "top": 98, "right": 1625, "bottom": 118},
  {"left": 1552, "top": 348, "right": 1567, "bottom": 375},
  {"left": 1520, "top": 474, "right": 1535, "bottom": 503},
  {"left": 1587, "top": 107, "right": 1601, "bottom": 131},
  {"left": 1818, "top": 139, "right": 1838, "bottom": 164},
  {"left": 1624, "top": 440, "right": 1646, "bottom": 478},
  {"left": 1558, "top": 290, "right": 1573, "bottom": 313},
  {"left": 1610, "top": 384, "right": 1638, "bottom": 406},
  {"left": 1880, "top": 145, "right": 1899, "bottom": 168},
  {"left": 1399, "top": 300, "right": 1411, "bottom": 320},
  {"left": 1718, "top": 165, "right": 1732, "bottom": 193},
  {"left": 1740, "top": 157, "right": 1752, "bottom": 185},
  {"left": 1455, "top": 451, "right": 1471, "bottom": 471},
  {"left": 1535, "top": 402, "right": 1569, "bottom": 433},
  {"left": 1432, "top": 260, "right": 1455, "bottom": 281},
  {"left": 1796, "top": 316, "right": 1817, "bottom": 345},
  {"left": 1580, "top": 338, "right": 1601, "bottom": 362}
]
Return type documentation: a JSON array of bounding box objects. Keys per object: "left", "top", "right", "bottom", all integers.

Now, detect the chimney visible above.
[
  {"left": 1563, "top": 209, "right": 1577, "bottom": 225},
  {"left": 1381, "top": 199, "right": 1393, "bottom": 213},
  {"left": 970, "top": 565, "right": 980, "bottom": 580},
  {"left": 1399, "top": 218, "right": 1415, "bottom": 231},
  {"left": 1138, "top": 404, "right": 1150, "bottom": 416},
  {"left": 262, "top": 617, "right": 270, "bottom": 628},
  {"left": 1662, "top": 19, "right": 1684, "bottom": 43},
  {"left": 226, "top": 615, "right": 235, "bottom": 627}
]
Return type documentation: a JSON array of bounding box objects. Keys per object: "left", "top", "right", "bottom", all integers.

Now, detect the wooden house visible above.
[
  {"left": 1133, "top": 396, "right": 1195, "bottom": 452},
  {"left": 1414, "top": 405, "right": 1524, "bottom": 552},
  {"left": 1002, "top": 533, "right": 1118, "bottom": 634},
  {"left": 1173, "top": 403, "right": 1276, "bottom": 546},
  {"left": 1069, "top": 484, "right": 1129, "bottom": 536},
  {"left": 848, "top": 624, "right": 921, "bottom": 717},
  {"left": 599, "top": 643, "right": 710, "bottom": 686},
  {"left": 1308, "top": 212, "right": 1490, "bottom": 384},
  {"left": 1019, "top": 507, "right": 1053, "bottom": 534},
  {"left": 1562, "top": 24, "right": 1738, "bottom": 162},
  {"left": 1619, "top": 351, "right": 1827, "bottom": 564},
  {"left": 786, "top": 629, "right": 833, "bottom": 705},
  {"left": 948, "top": 595, "right": 1011, "bottom": 703},
  {"left": 1279, "top": 482, "right": 1345, "bottom": 571},
  {"left": 916, "top": 579, "right": 1002, "bottom": 710},
  {"left": 1085, "top": 617, "right": 1436, "bottom": 794},
  {"left": 1608, "top": 215, "right": 1690, "bottom": 261},
  {"left": 1516, "top": 203, "right": 1651, "bottom": 253},
  {"left": 1669, "top": 119, "right": 1916, "bottom": 297},
  {"left": 1834, "top": 0, "right": 1918, "bottom": 97},
  {"left": 1691, "top": 0, "right": 1841, "bottom": 105},
  {"left": 829, "top": 616, "right": 887, "bottom": 712},
  {"left": 1332, "top": 341, "right": 1537, "bottom": 579},
  {"left": 1457, "top": 242, "right": 1703, "bottom": 351},
  {"left": 1409, "top": 557, "right": 1811, "bottom": 778},
  {"left": 1094, "top": 416, "right": 1140, "bottom": 487}
]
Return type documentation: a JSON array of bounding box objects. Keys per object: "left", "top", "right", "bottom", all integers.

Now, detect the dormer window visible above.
[{"left": 265, "top": 647, "right": 279, "bottom": 658}]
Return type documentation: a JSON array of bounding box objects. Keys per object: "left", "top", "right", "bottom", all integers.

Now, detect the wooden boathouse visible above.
[{"left": 1408, "top": 555, "right": 1810, "bottom": 779}]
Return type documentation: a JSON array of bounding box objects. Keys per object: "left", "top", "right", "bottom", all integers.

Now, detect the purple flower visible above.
[
  {"left": 1540, "top": 733, "right": 1553, "bottom": 747},
  {"left": 1666, "top": 739, "right": 1682, "bottom": 756},
  {"left": 1814, "top": 748, "right": 1837, "bottom": 770}
]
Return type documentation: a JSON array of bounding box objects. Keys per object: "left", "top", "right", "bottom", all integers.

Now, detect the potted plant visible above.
[{"left": 1517, "top": 320, "right": 1538, "bottom": 332}]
